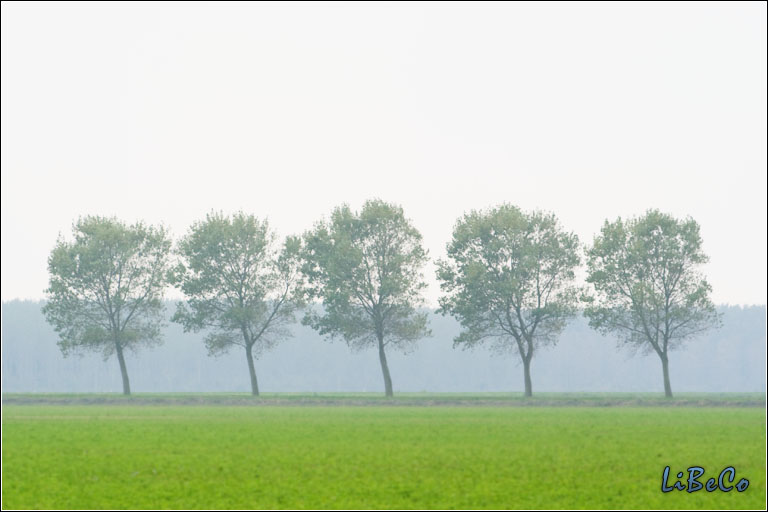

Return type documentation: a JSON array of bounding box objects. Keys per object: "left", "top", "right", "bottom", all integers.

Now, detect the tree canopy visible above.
[
  {"left": 171, "top": 211, "right": 303, "bottom": 395},
  {"left": 302, "top": 199, "right": 430, "bottom": 396},
  {"left": 583, "top": 209, "right": 720, "bottom": 397},
  {"left": 437, "top": 204, "right": 581, "bottom": 396},
  {"left": 42, "top": 216, "right": 172, "bottom": 395}
]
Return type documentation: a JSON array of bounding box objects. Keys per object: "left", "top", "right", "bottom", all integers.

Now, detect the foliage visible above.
[
  {"left": 171, "top": 212, "right": 302, "bottom": 357},
  {"left": 171, "top": 212, "right": 303, "bottom": 394},
  {"left": 302, "top": 200, "right": 430, "bottom": 354},
  {"left": 584, "top": 210, "right": 720, "bottom": 354},
  {"left": 302, "top": 199, "right": 430, "bottom": 396},
  {"left": 437, "top": 204, "right": 581, "bottom": 394},
  {"left": 42, "top": 217, "right": 171, "bottom": 394},
  {"left": 584, "top": 210, "right": 721, "bottom": 356}
]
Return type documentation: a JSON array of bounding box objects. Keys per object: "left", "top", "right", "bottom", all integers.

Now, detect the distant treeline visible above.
[{"left": 2, "top": 300, "right": 764, "bottom": 393}]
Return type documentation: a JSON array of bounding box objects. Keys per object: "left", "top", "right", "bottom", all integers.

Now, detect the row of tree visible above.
[{"left": 43, "top": 200, "right": 720, "bottom": 398}]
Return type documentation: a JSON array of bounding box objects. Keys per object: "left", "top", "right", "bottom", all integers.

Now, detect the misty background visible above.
[
  {"left": 1, "top": 4, "right": 767, "bottom": 309},
  {"left": 2, "top": 300, "right": 764, "bottom": 393},
  {"left": 1, "top": 4, "right": 765, "bottom": 396}
]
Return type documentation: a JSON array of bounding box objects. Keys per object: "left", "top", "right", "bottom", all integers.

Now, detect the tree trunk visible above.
[
  {"left": 245, "top": 344, "right": 260, "bottom": 396},
  {"left": 115, "top": 342, "right": 131, "bottom": 396},
  {"left": 660, "top": 353, "right": 672, "bottom": 398},
  {"left": 523, "top": 357, "right": 533, "bottom": 397},
  {"left": 377, "top": 335, "right": 394, "bottom": 397}
]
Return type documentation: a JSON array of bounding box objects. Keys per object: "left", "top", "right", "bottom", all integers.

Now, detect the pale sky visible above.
[{"left": 2, "top": 1, "right": 766, "bottom": 306}]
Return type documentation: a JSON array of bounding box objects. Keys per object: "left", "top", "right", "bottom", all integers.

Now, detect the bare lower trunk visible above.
[
  {"left": 115, "top": 343, "right": 131, "bottom": 396},
  {"left": 661, "top": 353, "right": 672, "bottom": 398},
  {"left": 377, "top": 336, "right": 393, "bottom": 397},
  {"left": 523, "top": 357, "right": 532, "bottom": 397},
  {"left": 245, "top": 344, "right": 260, "bottom": 396}
]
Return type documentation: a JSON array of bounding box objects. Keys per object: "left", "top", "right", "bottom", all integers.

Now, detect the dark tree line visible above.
[{"left": 44, "top": 203, "right": 720, "bottom": 397}]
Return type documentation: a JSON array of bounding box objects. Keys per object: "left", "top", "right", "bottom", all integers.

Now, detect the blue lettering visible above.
[
  {"left": 661, "top": 466, "right": 675, "bottom": 492},
  {"left": 687, "top": 467, "right": 704, "bottom": 493},
  {"left": 718, "top": 467, "right": 735, "bottom": 492},
  {"left": 735, "top": 478, "right": 749, "bottom": 492},
  {"left": 661, "top": 466, "right": 747, "bottom": 494}
]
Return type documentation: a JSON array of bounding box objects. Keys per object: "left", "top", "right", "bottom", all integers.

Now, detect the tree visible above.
[
  {"left": 42, "top": 216, "right": 172, "bottom": 395},
  {"left": 171, "top": 212, "right": 302, "bottom": 396},
  {"left": 437, "top": 204, "right": 581, "bottom": 397},
  {"left": 583, "top": 210, "right": 720, "bottom": 398},
  {"left": 302, "top": 199, "right": 430, "bottom": 397}
]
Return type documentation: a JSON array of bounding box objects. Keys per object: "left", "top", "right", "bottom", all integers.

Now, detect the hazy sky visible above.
[{"left": 2, "top": 2, "right": 766, "bottom": 306}]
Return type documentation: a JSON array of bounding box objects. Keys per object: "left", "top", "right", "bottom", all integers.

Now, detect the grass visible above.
[
  {"left": 2, "top": 401, "right": 765, "bottom": 509},
  {"left": 2, "top": 391, "right": 765, "bottom": 407}
]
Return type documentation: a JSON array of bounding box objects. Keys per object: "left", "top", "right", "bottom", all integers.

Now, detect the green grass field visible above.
[{"left": 2, "top": 396, "right": 766, "bottom": 509}]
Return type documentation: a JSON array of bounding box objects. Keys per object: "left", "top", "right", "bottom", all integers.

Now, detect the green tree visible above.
[
  {"left": 171, "top": 212, "right": 303, "bottom": 396},
  {"left": 437, "top": 204, "right": 581, "bottom": 397},
  {"left": 583, "top": 210, "right": 720, "bottom": 397},
  {"left": 302, "top": 199, "right": 430, "bottom": 397},
  {"left": 42, "top": 216, "right": 172, "bottom": 395}
]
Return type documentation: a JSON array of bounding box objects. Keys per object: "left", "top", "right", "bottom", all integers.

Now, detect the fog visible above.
[
  {"left": 2, "top": 301, "right": 764, "bottom": 393},
  {"left": 1, "top": 3, "right": 765, "bottom": 394},
  {"left": 1, "top": 3, "right": 767, "bottom": 309}
]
